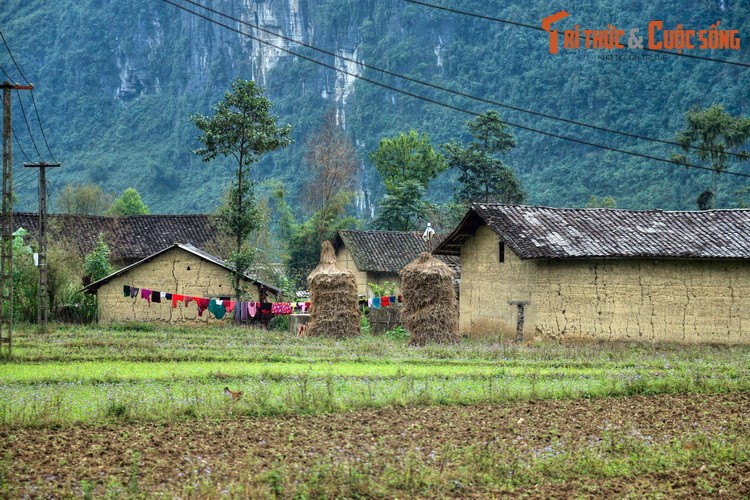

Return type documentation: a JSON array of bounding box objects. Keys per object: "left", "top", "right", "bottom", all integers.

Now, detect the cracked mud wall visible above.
[
  {"left": 459, "top": 226, "right": 535, "bottom": 338},
  {"left": 336, "top": 246, "right": 401, "bottom": 297},
  {"left": 336, "top": 246, "right": 369, "bottom": 296},
  {"left": 459, "top": 225, "right": 750, "bottom": 343},
  {"left": 95, "top": 248, "right": 262, "bottom": 323}
]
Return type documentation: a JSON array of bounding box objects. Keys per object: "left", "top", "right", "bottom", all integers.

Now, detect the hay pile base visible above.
[
  {"left": 306, "top": 241, "right": 360, "bottom": 338},
  {"left": 400, "top": 252, "right": 459, "bottom": 346}
]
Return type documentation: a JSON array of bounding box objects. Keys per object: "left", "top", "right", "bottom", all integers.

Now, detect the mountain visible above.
[{"left": 2, "top": 0, "right": 750, "bottom": 220}]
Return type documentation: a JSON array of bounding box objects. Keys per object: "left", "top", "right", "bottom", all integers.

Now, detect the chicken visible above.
[{"left": 223, "top": 387, "right": 243, "bottom": 401}]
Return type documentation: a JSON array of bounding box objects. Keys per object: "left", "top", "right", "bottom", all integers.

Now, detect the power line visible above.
[
  {"left": 0, "top": 66, "right": 37, "bottom": 162},
  {"left": 0, "top": 64, "right": 13, "bottom": 82},
  {"left": 177, "top": 0, "right": 749, "bottom": 160},
  {"left": 0, "top": 33, "right": 56, "bottom": 162},
  {"left": 29, "top": 92, "right": 56, "bottom": 163},
  {"left": 12, "top": 128, "right": 31, "bottom": 163},
  {"left": 161, "top": 0, "right": 750, "bottom": 179},
  {"left": 404, "top": 0, "right": 750, "bottom": 69},
  {"left": 404, "top": 0, "right": 543, "bottom": 30},
  {"left": 0, "top": 32, "right": 29, "bottom": 83},
  {"left": 2, "top": 63, "right": 44, "bottom": 161},
  {"left": 13, "top": 89, "right": 44, "bottom": 161}
]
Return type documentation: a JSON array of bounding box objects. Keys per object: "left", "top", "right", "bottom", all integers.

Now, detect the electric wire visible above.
[
  {"left": 12, "top": 128, "right": 32, "bottom": 163},
  {"left": 403, "top": 0, "right": 750, "bottom": 69},
  {"left": 0, "top": 32, "right": 29, "bottom": 83},
  {"left": 0, "top": 63, "right": 13, "bottom": 82},
  {"left": 176, "top": 0, "right": 746, "bottom": 160},
  {"left": 405, "top": 0, "right": 544, "bottom": 30},
  {"left": 1, "top": 32, "right": 57, "bottom": 162},
  {"left": 161, "top": 0, "right": 750, "bottom": 179},
  {"left": 28, "top": 91, "right": 57, "bottom": 163},
  {"left": 13, "top": 88, "right": 44, "bottom": 161},
  {"left": 2, "top": 63, "right": 44, "bottom": 161}
]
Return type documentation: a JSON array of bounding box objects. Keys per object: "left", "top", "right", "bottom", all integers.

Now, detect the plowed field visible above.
[{"left": 3, "top": 391, "right": 748, "bottom": 498}]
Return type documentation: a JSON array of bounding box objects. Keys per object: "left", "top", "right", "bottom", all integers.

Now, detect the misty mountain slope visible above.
[{"left": 2, "top": 0, "right": 749, "bottom": 215}]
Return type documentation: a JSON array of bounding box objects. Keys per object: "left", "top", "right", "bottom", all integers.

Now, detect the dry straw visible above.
[
  {"left": 400, "top": 252, "right": 459, "bottom": 346},
  {"left": 306, "top": 240, "right": 360, "bottom": 338}
]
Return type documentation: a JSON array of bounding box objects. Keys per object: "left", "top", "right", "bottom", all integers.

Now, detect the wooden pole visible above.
[
  {"left": 1, "top": 81, "right": 33, "bottom": 357},
  {"left": 25, "top": 162, "right": 61, "bottom": 330}
]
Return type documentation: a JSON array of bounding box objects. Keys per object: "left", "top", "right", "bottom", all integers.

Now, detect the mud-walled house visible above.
[
  {"left": 434, "top": 204, "right": 750, "bottom": 343},
  {"left": 332, "top": 230, "right": 460, "bottom": 297},
  {"left": 82, "top": 243, "right": 280, "bottom": 323}
]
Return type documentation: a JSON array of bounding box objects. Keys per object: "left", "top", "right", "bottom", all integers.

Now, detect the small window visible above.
[{"left": 499, "top": 241, "right": 505, "bottom": 263}]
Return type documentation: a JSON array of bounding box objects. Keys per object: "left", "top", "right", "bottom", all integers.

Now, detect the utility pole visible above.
[
  {"left": 25, "top": 161, "right": 60, "bottom": 331},
  {"left": 1, "top": 81, "right": 33, "bottom": 358}
]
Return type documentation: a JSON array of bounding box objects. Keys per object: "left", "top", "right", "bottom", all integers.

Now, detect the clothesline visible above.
[
  {"left": 122, "top": 285, "right": 311, "bottom": 320},
  {"left": 367, "top": 294, "right": 402, "bottom": 309}
]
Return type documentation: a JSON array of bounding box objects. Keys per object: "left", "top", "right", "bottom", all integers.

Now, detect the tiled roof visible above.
[
  {"left": 435, "top": 204, "right": 750, "bottom": 260},
  {"left": 81, "top": 243, "right": 281, "bottom": 294},
  {"left": 333, "top": 230, "right": 460, "bottom": 272},
  {"left": 13, "top": 213, "right": 225, "bottom": 263}
]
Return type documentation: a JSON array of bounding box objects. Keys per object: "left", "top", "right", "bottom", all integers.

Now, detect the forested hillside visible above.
[{"left": 2, "top": 0, "right": 749, "bottom": 219}]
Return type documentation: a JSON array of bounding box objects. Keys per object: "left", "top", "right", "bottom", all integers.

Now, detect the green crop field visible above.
[{"left": 1, "top": 324, "right": 749, "bottom": 497}]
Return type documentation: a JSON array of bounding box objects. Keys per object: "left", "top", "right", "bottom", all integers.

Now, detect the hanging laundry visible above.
[
  {"left": 171, "top": 294, "right": 185, "bottom": 309},
  {"left": 141, "top": 288, "right": 152, "bottom": 303},
  {"left": 123, "top": 285, "right": 131, "bottom": 297},
  {"left": 271, "top": 302, "right": 292, "bottom": 315},
  {"left": 371, "top": 297, "right": 381, "bottom": 309},
  {"left": 389, "top": 295, "right": 397, "bottom": 304},
  {"left": 165, "top": 293, "right": 172, "bottom": 300},
  {"left": 151, "top": 290, "right": 161, "bottom": 303},
  {"left": 260, "top": 302, "right": 272, "bottom": 315},
  {"left": 208, "top": 299, "right": 226, "bottom": 319},
  {"left": 225, "top": 301, "right": 235, "bottom": 314},
  {"left": 248, "top": 301, "right": 257, "bottom": 318},
  {"left": 381, "top": 296, "right": 391, "bottom": 307},
  {"left": 397, "top": 295, "right": 403, "bottom": 303},
  {"left": 195, "top": 297, "right": 209, "bottom": 317},
  {"left": 130, "top": 287, "right": 139, "bottom": 298},
  {"left": 160, "top": 292, "right": 167, "bottom": 299},
  {"left": 184, "top": 296, "right": 195, "bottom": 306}
]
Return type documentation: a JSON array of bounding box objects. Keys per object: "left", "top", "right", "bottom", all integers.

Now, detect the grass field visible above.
[{"left": 1, "top": 324, "right": 749, "bottom": 497}]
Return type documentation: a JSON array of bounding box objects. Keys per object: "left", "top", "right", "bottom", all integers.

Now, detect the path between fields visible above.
[{"left": 2, "top": 392, "right": 749, "bottom": 497}]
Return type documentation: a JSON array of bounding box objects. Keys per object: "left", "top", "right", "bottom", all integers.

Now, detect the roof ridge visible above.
[
  {"left": 471, "top": 203, "right": 750, "bottom": 214},
  {"left": 436, "top": 204, "right": 750, "bottom": 260},
  {"left": 14, "top": 212, "right": 218, "bottom": 218}
]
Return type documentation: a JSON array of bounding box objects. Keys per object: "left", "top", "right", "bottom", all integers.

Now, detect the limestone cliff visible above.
[{"left": 3, "top": 0, "right": 748, "bottom": 214}]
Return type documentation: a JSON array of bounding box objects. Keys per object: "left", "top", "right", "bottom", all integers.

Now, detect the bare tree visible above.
[
  {"left": 303, "top": 110, "right": 358, "bottom": 237},
  {"left": 55, "top": 184, "right": 113, "bottom": 215}
]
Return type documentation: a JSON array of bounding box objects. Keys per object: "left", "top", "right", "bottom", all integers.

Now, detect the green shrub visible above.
[
  {"left": 108, "top": 322, "right": 156, "bottom": 332},
  {"left": 384, "top": 326, "right": 409, "bottom": 341},
  {"left": 367, "top": 281, "right": 397, "bottom": 297},
  {"left": 360, "top": 314, "right": 371, "bottom": 335},
  {"left": 269, "top": 315, "right": 290, "bottom": 332},
  {"left": 83, "top": 233, "right": 113, "bottom": 282}
]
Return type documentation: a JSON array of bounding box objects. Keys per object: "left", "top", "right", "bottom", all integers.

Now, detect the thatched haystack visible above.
[
  {"left": 306, "top": 240, "right": 360, "bottom": 338},
  {"left": 400, "top": 252, "right": 459, "bottom": 346}
]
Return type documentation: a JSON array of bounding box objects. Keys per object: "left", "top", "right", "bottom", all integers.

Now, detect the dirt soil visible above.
[{"left": 2, "top": 392, "right": 749, "bottom": 498}]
